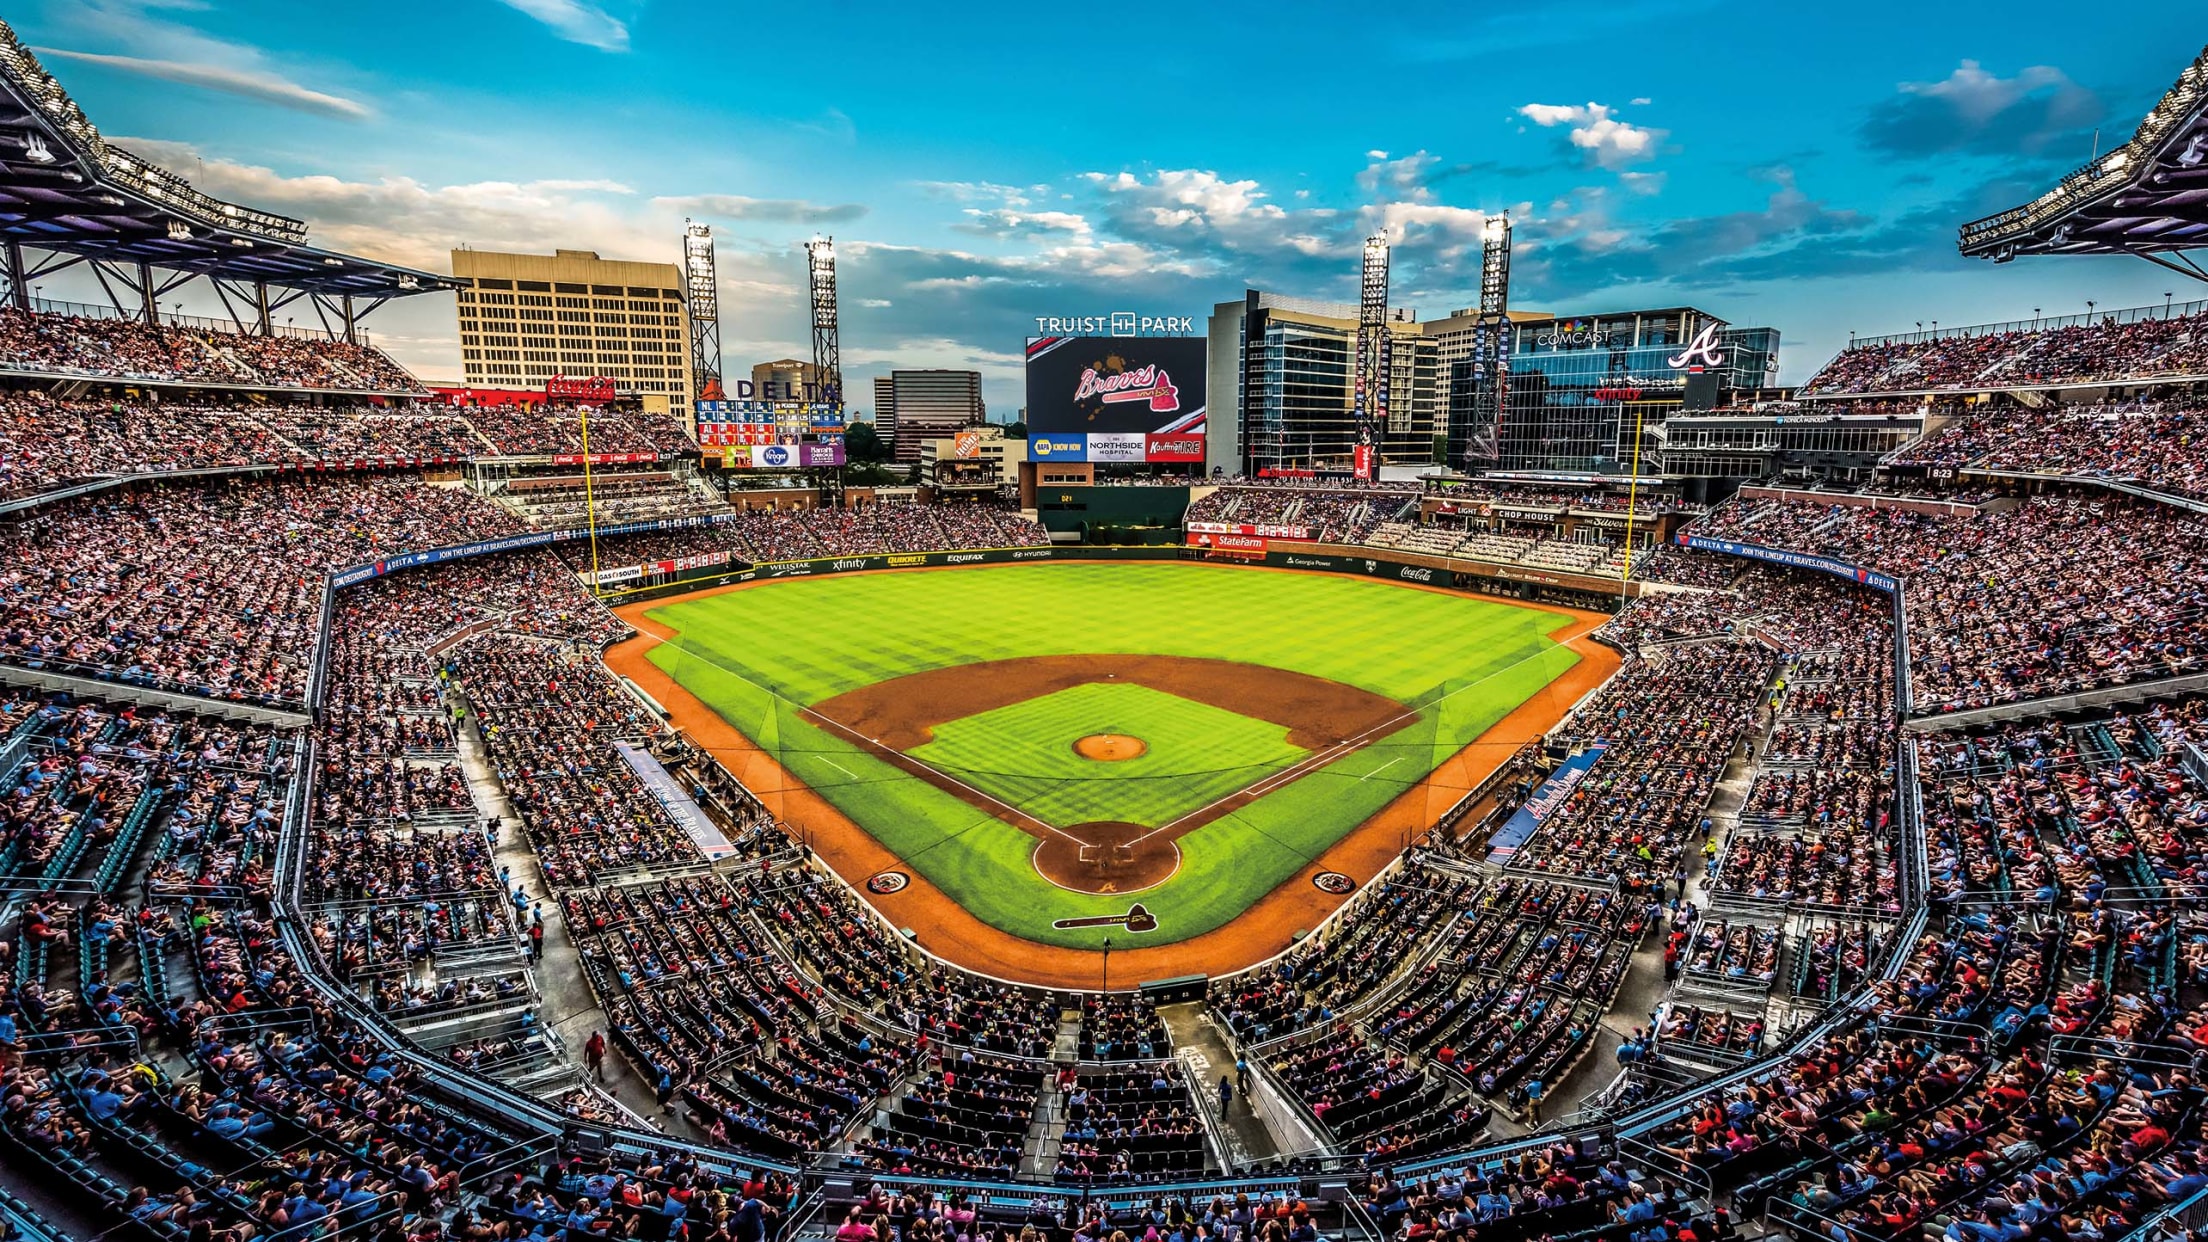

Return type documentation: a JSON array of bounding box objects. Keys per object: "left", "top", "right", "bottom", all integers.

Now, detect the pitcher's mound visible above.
[
  {"left": 1073, "top": 733, "right": 1147, "bottom": 761},
  {"left": 1034, "top": 822, "right": 1179, "bottom": 894}
]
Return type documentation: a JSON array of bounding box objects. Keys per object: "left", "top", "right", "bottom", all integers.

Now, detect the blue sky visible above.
[{"left": 10, "top": 0, "right": 2206, "bottom": 414}]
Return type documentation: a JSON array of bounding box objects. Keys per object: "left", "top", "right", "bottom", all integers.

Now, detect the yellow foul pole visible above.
[
  {"left": 581, "top": 404, "right": 601, "bottom": 597},
  {"left": 1618, "top": 401, "right": 1647, "bottom": 608}
]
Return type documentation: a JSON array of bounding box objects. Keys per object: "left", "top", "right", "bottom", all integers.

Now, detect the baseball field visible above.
[{"left": 614, "top": 561, "right": 1601, "bottom": 967}]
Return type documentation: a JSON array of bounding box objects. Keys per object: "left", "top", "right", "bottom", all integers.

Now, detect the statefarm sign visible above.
[{"left": 1187, "top": 530, "right": 1267, "bottom": 557}]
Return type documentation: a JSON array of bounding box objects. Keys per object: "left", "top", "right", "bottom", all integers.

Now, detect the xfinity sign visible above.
[{"left": 1033, "top": 313, "right": 1196, "bottom": 337}]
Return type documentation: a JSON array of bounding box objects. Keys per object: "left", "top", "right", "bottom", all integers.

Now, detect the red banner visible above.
[
  {"left": 1186, "top": 520, "right": 1311, "bottom": 540},
  {"left": 1145, "top": 433, "right": 1206, "bottom": 462},
  {"left": 1188, "top": 531, "right": 1267, "bottom": 557},
  {"left": 547, "top": 374, "right": 618, "bottom": 402},
  {"left": 1353, "top": 443, "right": 1375, "bottom": 481},
  {"left": 551, "top": 452, "right": 661, "bottom": 466}
]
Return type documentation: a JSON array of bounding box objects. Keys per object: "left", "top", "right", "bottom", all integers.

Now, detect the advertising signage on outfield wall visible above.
[
  {"left": 1187, "top": 520, "right": 1312, "bottom": 540},
  {"left": 715, "top": 443, "right": 847, "bottom": 469},
  {"left": 1025, "top": 334, "right": 1207, "bottom": 462}
]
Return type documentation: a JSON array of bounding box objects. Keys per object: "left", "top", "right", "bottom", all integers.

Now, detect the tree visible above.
[
  {"left": 845, "top": 421, "right": 891, "bottom": 465},
  {"left": 1001, "top": 420, "right": 1028, "bottom": 440}
]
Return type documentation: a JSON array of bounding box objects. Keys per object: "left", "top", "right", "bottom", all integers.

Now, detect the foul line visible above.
[
  {"left": 1121, "top": 638, "right": 1584, "bottom": 847},
  {"left": 1360, "top": 757, "right": 1404, "bottom": 782},
  {"left": 647, "top": 638, "right": 1096, "bottom": 846}
]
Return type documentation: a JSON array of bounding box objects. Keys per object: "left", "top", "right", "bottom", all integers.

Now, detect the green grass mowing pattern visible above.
[
  {"left": 908, "top": 682, "right": 1309, "bottom": 829},
  {"left": 644, "top": 562, "right": 1583, "bottom": 948}
]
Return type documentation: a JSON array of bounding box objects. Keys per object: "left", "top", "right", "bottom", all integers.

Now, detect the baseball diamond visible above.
[{"left": 607, "top": 560, "right": 1613, "bottom": 978}]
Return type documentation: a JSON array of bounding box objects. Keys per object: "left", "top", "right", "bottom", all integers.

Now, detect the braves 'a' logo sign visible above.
[{"left": 1667, "top": 323, "right": 1727, "bottom": 372}]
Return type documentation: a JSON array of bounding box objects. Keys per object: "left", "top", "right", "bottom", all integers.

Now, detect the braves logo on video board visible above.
[{"left": 1075, "top": 363, "right": 1181, "bottom": 413}]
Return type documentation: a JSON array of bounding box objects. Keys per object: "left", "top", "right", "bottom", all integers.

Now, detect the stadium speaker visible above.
[
  {"left": 567, "top": 1127, "right": 610, "bottom": 1155},
  {"left": 1576, "top": 1132, "right": 1605, "bottom": 1162}
]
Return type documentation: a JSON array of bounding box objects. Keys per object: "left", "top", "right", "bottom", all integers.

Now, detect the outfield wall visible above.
[{"left": 591, "top": 540, "right": 1643, "bottom": 611}]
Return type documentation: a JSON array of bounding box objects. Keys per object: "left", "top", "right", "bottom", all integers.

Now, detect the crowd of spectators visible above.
[
  {"left": 1688, "top": 492, "right": 2208, "bottom": 714},
  {"left": 1892, "top": 401, "right": 2208, "bottom": 502},
  {"left": 563, "top": 503, "right": 1048, "bottom": 577},
  {"left": 0, "top": 308, "right": 421, "bottom": 391},
  {"left": 1185, "top": 484, "right": 1412, "bottom": 541},
  {"left": 1511, "top": 640, "right": 1772, "bottom": 888},
  {"left": 1800, "top": 307, "right": 2208, "bottom": 395},
  {"left": 0, "top": 387, "right": 705, "bottom": 502},
  {"left": 454, "top": 404, "right": 695, "bottom": 456},
  {"left": 0, "top": 474, "right": 523, "bottom": 705}
]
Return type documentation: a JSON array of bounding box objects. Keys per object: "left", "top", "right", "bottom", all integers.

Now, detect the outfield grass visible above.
[
  {"left": 909, "top": 682, "right": 1310, "bottom": 829},
  {"left": 644, "top": 562, "right": 1582, "bottom": 949}
]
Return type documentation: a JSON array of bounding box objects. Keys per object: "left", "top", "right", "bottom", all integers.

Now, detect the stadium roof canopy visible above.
[
  {"left": 0, "top": 23, "right": 454, "bottom": 309},
  {"left": 1958, "top": 43, "right": 2208, "bottom": 280}
]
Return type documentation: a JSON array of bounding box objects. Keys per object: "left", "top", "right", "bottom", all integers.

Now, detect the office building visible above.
[
  {"left": 876, "top": 369, "right": 985, "bottom": 462},
  {"left": 1213, "top": 291, "right": 1434, "bottom": 476},
  {"left": 749, "top": 358, "right": 833, "bottom": 402},
  {"left": 873, "top": 375, "right": 896, "bottom": 445},
  {"left": 919, "top": 423, "right": 1026, "bottom": 490},
  {"left": 451, "top": 248, "right": 692, "bottom": 406}
]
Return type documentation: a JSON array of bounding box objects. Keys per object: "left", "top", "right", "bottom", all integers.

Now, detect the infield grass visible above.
[
  {"left": 644, "top": 562, "right": 1583, "bottom": 949},
  {"left": 910, "top": 682, "right": 1309, "bottom": 829}
]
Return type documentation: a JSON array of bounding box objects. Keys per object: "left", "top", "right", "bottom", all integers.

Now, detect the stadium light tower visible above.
[
  {"left": 1354, "top": 232, "right": 1390, "bottom": 479},
  {"left": 683, "top": 221, "right": 723, "bottom": 401},
  {"left": 806, "top": 237, "right": 843, "bottom": 406},
  {"left": 1453, "top": 215, "right": 1514, "bottom": 472},
  {"left": 1479, "top": 214, "right": 1512, "bottom": 317}
]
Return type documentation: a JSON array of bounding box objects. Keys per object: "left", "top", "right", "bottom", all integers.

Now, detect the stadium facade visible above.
[
  {"left": 1211, "top": 293, "right": 1779, "bottom": 481},
  {"left": 1450, "top": 308, "right": 1781, "bottom": 476}
]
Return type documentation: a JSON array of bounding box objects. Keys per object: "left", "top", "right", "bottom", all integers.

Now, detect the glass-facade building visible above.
[
  {"left": 1235, "top": 292, "right": 1438, "bottom": 474},
  {"left": 1450, "top": 307, "right": 1779, "bottom": 475}
]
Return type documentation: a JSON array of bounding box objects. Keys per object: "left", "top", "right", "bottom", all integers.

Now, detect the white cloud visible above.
[
  {"left": 1516, "top": 101, "right": 1665, "bottom": 169},
  {"left": 1357, "top": 150, "right": 1444, "bottom": 204},
  {"left": 34, "top": 47, "right": 373, "bottom": 119},
  {"left": 490, "top": 0, "right": 631, "bottom": 51},
  {"left": 655, "top": 193, "right": 869, "bottom": 223},
  {"left": 953, "top": 208, "right": 1093, "bottom": 240}
]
